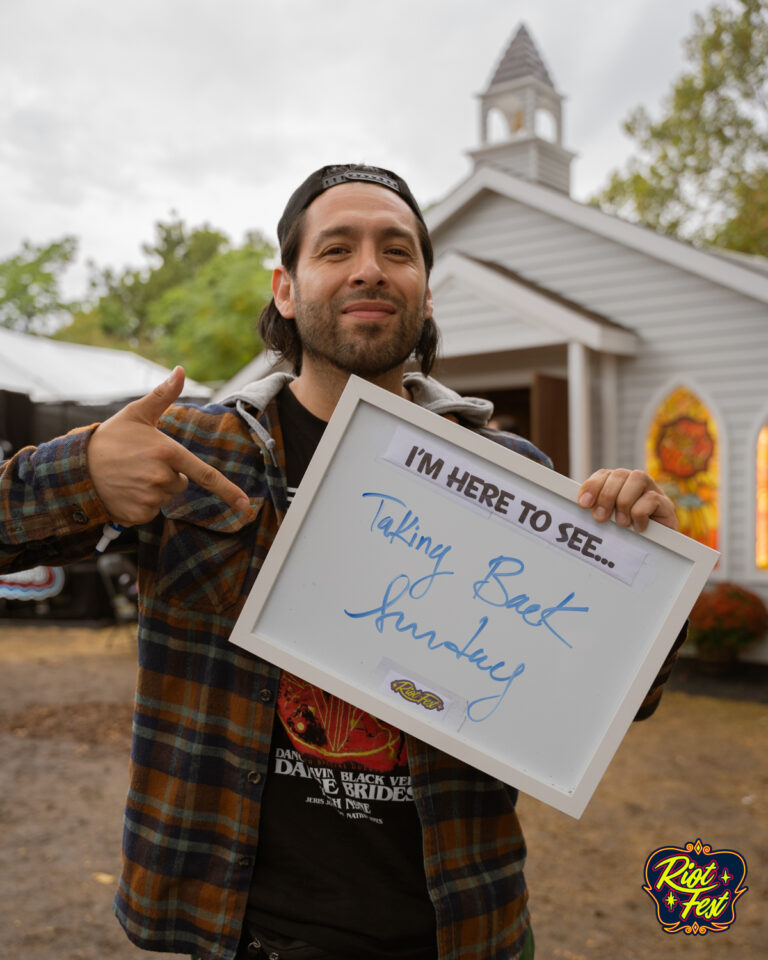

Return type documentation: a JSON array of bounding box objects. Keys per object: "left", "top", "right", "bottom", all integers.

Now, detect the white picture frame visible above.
[{"left": 229, "top": 376, "right": 718, "bottom": 817}]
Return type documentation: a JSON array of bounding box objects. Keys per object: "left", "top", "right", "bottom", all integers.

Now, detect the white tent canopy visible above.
[{"left": 0, "top": 328, "right": 211, "bottom": 403}]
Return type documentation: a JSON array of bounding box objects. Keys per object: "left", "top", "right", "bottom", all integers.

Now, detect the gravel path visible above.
[{"left": 1, "top": 624, "right": 765, "bottom": 959}]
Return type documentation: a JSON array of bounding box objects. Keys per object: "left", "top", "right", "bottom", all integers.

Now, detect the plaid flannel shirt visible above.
[{"left": 0, "top": 377, "right": 682, "bottom": 960}]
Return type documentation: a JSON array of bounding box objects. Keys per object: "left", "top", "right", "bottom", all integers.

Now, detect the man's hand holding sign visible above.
[{"left": 578, "top": 467, "right": 678, "bottom": 533}]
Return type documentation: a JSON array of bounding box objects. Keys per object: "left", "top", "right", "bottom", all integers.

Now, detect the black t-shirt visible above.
[{"left": 246, "top": 385, "right": 437, "bottom": 960}]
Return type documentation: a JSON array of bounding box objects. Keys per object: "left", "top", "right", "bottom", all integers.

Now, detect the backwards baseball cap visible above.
[{"left": 276, "top": 163, "right": 427, "bottom": 250}]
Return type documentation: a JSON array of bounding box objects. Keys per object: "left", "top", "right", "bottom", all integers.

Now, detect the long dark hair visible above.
[{"left": 258, "top": 207, "right": 439, "bottom": 376}]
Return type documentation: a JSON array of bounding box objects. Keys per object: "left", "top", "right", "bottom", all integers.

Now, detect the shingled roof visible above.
[{"left": 487, "top": 23, "right": 555, "bottom": 89}]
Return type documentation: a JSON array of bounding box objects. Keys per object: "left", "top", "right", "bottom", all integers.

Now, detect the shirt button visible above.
[
  {"left": 238, "top": 855, "right": 254, "bottom": 867},
  {"left": 247, "top": 770, "right": 262, "bottom": 785},
  {"left": 258, "top": 688, "right": 273, "bottom": 703},
  {"left": 72, "top": 509, "right": 89, "bottom": 525}
]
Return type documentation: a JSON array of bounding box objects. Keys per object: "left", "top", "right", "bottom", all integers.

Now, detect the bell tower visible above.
[{"left": 469, "top": 24, "right": 574, "bottom": 194}]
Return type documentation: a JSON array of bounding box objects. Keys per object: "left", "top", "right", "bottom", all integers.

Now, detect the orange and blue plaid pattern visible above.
[{"left": 0, "top": 398, "right": 679, "bottom": 960}]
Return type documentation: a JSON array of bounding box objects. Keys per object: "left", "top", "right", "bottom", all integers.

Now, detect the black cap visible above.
[{"left": 276, "top": 164, "right": 426, "bottom": 250}]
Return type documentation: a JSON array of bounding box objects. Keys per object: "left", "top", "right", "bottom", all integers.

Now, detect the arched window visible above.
[
  {"left": 486, "top": 107, "right": 510, "bottom": 143},
  {"left": 756, "top": 424, "right": 768, "bottom": 568},
  {"left": 535, "top": 108, "right": 557, "bottom": 143},
  {"left": 645, "top": 386, "right": 718, "bottom": 550}
]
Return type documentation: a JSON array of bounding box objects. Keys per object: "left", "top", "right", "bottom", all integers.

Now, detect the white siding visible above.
[
  {"left": 434, "top": 277, "right": 561, "bottom": 356},
  {"left": 536, "top": 141, "right": 571, "bottom": 194},
  {"left": 431, "top": 191, "right": 768, "bottom": 629}
]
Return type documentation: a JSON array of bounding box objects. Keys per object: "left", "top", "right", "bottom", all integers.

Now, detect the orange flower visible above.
[{"left": 689, "top": 582, "right": 768, "bottom": 655}]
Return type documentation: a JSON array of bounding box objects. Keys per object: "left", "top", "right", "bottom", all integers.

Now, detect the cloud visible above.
[{"left": 0, "top": 0, "right": 712, "bottom": 286}]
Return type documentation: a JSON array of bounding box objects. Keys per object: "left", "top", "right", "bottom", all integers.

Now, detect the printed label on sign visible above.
[
  {"left": 383, "top": 427, "right": 648, "bottom": 587},
  {"left": 373, "top": 659, "right": 466, "bottom": 732}
]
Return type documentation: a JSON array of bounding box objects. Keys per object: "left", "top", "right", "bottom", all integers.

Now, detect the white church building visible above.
[{"left": 227, "top": 25, "right": 768, "bottom": 660}]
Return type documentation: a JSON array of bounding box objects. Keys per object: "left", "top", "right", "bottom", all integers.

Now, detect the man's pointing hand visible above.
[{"left": 87, "top": 366, "right": 250, "bottom": 526}]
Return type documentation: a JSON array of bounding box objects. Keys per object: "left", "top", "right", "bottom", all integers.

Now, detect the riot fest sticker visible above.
[{"left": 643, "top": 839, "right": 748, "bottom": 935}]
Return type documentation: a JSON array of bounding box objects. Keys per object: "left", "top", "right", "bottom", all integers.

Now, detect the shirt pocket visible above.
[{"left": 155, "top": 494, "right": 265, "bottom": 615}]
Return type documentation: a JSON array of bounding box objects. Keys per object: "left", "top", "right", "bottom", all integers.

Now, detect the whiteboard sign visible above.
[{"left": 229, "top": 377, "right": 718, "bottom": 817}]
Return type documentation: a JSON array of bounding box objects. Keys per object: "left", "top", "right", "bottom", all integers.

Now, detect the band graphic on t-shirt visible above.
[{"left": 272, "top": 672, "right": 414, "bottom": 824}]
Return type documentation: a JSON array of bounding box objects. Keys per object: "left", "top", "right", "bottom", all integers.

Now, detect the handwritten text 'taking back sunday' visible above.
[{"left": 343, "top": 492, "right": 589, "bottom": 721}]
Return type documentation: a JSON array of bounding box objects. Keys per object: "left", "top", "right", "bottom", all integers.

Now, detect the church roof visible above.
[
  {"left": 425, "top": 165, "right": 768, "bottom": 307},
  {"left": 487, "top": 23, "right": 555, "bottom": 90},
  {"left": 464, "top": 256, "right": 630, "bottom": 333}
]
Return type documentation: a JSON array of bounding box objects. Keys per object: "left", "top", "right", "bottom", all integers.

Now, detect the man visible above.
[{"left": 0, "top": 164, "right": 680, "bottom": 960}]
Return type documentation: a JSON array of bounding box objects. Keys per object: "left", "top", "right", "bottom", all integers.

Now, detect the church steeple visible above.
[
  {"left": 488, "top": 22, "right": 555, "bottom": 89},
  {"left": 469, "top": 24, "right": 574, "bottom": 194}
]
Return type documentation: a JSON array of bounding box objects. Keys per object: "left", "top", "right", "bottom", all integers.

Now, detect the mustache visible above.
[{"left": 335, "top": 291, "right": 405, "bottom": 311}]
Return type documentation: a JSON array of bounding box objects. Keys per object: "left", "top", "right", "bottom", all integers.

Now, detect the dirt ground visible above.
[{"left": 0, "top": 623, "right": 765, "bottom": 960}]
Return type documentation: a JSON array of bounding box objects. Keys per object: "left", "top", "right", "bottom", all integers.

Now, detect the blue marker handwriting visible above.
[
  {"left": 362, "top": 492, "right": 453, "bottom": 598},
  {"left": 472, "top": 555, "right": 588, "bottom": 649},
  {"left": 345, "top": 572, "right": 525, "bottom": 722}
]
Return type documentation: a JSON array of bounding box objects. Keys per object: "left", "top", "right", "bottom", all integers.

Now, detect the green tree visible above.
[
  {"left": 55, "top": 222, "right": 274, "bottom": 382},
  {"left": 0, "top": 236, "right": 78, "bottom": 332},
  {"left": 593, "top": 0, "right": 768, "bottom": 255},
  {"left": 145, "top": 234, "right": 274, "bottom": 382},
  {"left": 82, "top": 217, "right": 230, "bottom": 348}
]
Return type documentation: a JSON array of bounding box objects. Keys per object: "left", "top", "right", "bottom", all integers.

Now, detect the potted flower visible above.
[{"left": 688, "top": 581, "right": 768, "bottom": 665}]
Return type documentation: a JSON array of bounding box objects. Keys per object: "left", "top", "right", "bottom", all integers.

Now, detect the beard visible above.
[{"left": 293, "top": 287, "right": 428, "bottom": 379}]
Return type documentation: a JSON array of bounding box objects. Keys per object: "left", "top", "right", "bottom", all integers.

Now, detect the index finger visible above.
[{"left": 167, "top": 441, "right": 250, "bottom": 512}]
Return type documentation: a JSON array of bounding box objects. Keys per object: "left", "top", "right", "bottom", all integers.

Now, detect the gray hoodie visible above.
[{"left": 222, "top": 370, "right": 550, "bottom": 470}]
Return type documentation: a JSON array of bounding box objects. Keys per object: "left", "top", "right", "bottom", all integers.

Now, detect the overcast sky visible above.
[{"left": 2, "top": 0, "right": 712, "bottom": 296}]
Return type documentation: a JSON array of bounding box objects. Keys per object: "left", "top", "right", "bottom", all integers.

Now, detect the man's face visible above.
[{"left": 273, "top": 182, "right": 433, "bottom": 379}]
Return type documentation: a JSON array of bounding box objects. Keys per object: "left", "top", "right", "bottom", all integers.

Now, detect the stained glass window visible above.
[
  {"left": 645, "top": 386, "right": 718, "bottom": 550},
  {"left": 756, "top": 425, "right": 768, "bottom": 569}
]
